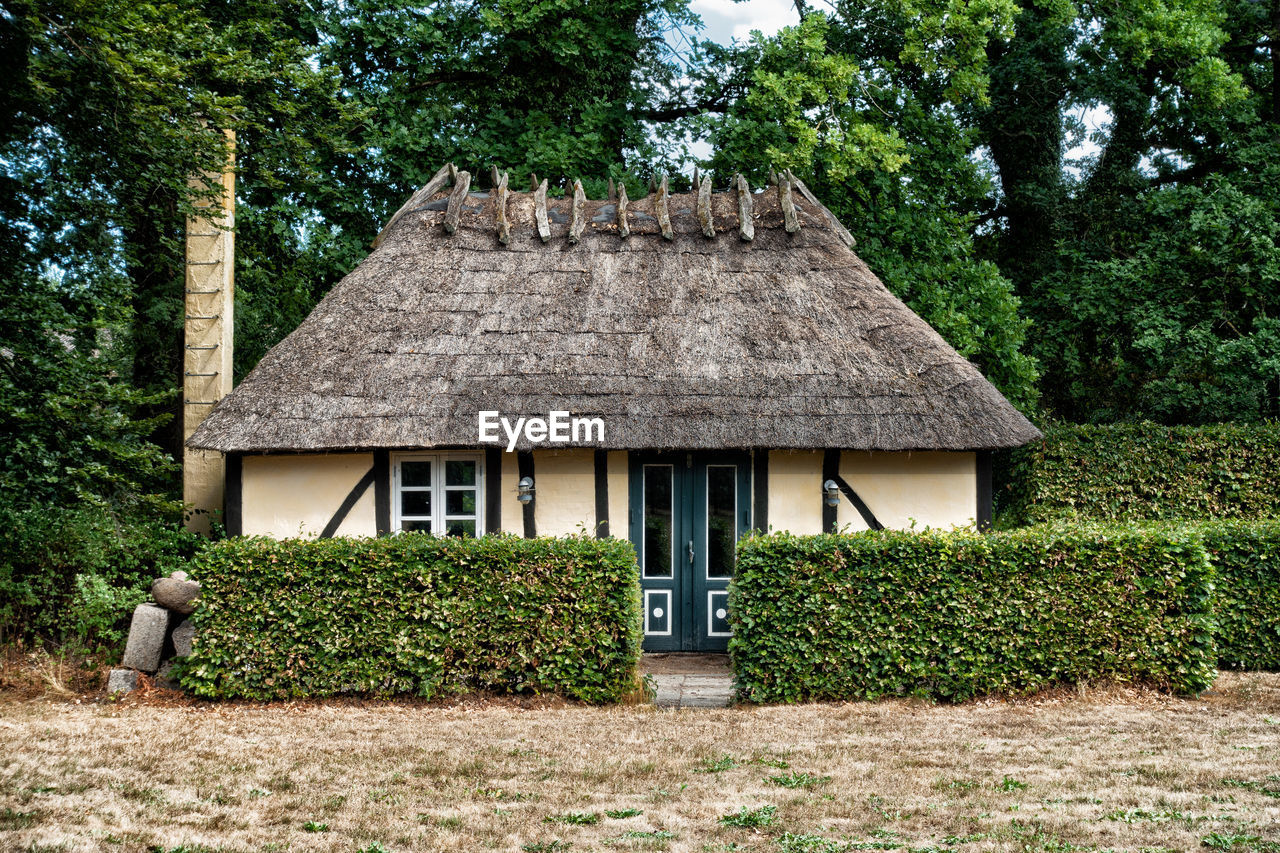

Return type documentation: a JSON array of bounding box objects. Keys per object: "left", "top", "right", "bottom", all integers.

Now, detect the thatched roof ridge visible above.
[{"left": 188, "top": 168, "right": 1041, "bottom": 453}]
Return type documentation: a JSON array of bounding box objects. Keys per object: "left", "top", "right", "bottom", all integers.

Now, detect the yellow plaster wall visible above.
[
  {"left": 500, "top": 452, "right": 523, "bottom": 535},
  {"left": 242, "top": 453, "right": 376, "bottom": 539},
  {"left": 532, "top": 449, "right": 597, "bottom": 536},
  {"left": 607, "top": 451, "right": 628, "bottom": 539},
  {"left": 838, "top": 451, "right": 976, "bottom": 531},
  {"left": 767, "top": 451, "right": 824, "bottom": 535}
]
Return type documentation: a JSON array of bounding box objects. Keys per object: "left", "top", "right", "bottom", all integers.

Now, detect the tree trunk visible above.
[{"left": 977, "top": 0, "right": 1073, "bottom": 293}]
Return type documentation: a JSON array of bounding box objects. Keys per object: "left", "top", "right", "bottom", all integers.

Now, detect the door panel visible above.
[{"left": 631, "top": 452, "right": 751, "bottom": 652}]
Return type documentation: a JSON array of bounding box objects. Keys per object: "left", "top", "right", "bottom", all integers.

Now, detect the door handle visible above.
[{"left": 688, "top": 540, "right": 695, "bottom": 568}]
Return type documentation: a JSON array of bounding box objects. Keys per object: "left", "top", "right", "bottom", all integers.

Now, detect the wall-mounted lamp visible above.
[
  {"left": 823, "top": 479, "right": 841, "bottom": 508},
  {"left": 517, "top": 476, "right": 536, "bottom": 504}
]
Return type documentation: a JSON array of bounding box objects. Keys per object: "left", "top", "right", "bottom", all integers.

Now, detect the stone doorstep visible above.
[{"left": 643, "top": 658, "right": 735, "bottom": 709}]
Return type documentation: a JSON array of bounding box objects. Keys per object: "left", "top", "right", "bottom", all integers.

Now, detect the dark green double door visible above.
[{"left": 629, "top": 452, "right": 752, "bottom": 652}]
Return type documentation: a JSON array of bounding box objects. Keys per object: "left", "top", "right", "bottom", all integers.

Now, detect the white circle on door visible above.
[
  {"left": 715, "top": 608, "right": 727, "bottom": 620},
  {"left": 653, "top": 607, "right": 664, "bottom": 618}
]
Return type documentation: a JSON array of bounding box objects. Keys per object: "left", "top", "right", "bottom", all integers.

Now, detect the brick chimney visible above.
[{"left": 182, "top": 130, "right": 235, "bottom": 534}]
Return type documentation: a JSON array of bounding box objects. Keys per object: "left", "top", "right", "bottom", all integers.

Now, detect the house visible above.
[{"left": 186, "top": 165, "right": 1041, "bottom": 652}]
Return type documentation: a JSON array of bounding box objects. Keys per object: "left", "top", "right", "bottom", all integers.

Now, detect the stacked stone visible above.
[{"left": 106, "top": 572, "right": 200, "bottom": 695}]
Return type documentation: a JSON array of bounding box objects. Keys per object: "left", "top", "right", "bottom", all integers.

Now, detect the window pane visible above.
[
  {"left": 401, "top": 519, "right": 432, "bottom": 533},
  {"left": 446, "top": 460, "right": 476, "bottom": 486},
  {"left": 401, "top": 490, "right": 431, "bottom": 517},
  {"left": 446, "top": 489, "right": 476, "bottom": 516},
  {"left": 444, "top": 519, "right": 476, "bottom": 538},
  {"left": 707, "top": 466, "right": 736, "bottom": 578},
  {"left": 401, "top": 460, "right": 432, "bottom": 488},
  {"left": 643, "top": 466, "right": 673, "bottom": 578}
]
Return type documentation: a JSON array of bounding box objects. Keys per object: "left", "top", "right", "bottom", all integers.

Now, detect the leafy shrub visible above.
[
  {"left": 730, "top": 527, "right": 1216, "bottom": 703},
  {"left": 1200, "top": 519, "right": 1280, "bottom": 670},
  {"left": 0, "top": 503, "right": 202, "bottom": 652},
  {"left": 180, "top": 533, "right": 641, "bottom": 702},
  {"left": 998, "top": 422, "right": 1280, "bottom": 526}
]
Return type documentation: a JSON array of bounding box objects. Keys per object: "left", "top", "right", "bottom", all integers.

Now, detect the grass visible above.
[{"left": 0, "top": 672, "right": 1277, "bottom": 850}]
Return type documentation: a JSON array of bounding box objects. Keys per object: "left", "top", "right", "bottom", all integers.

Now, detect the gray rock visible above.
[
  {"left": 107, "top": 668, "right": 138, "bottom": 695},
  {"left": 154, "top": 660, "right": 178, "bottom": 690},
  {"left": 171, "top": 617, "right": 195, "bottom": 658},
  {"left": 170, "top": 570, "right": 189, "bottom": 582},
  {"left": 152, "top": 576, "right": 201, "bottom": 614},
  {"left": 121, "top": 603, "right": 169, "bottom": 672}
]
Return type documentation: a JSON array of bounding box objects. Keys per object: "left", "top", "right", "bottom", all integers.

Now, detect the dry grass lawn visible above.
[{"left": 1, "top": 673, "right": 1279, "bottom": 852}]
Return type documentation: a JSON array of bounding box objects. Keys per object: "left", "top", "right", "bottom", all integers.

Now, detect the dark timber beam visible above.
[
  {"left": 822, "top": 450, "right": 839, "bottom": 533},
  {"left": 224, "top": 453, "right": 242, "bottom": 537},
  {"left": 594, "top": 450, "right": 609, "bottom": 538},
  {"left": 752, "top": 449, "right": 768, "bottom": 533},
  {"left": 518, "top": 451, "right": 536, "bottom": 538},
  {"left": 486, "top": 448, "right": 502, "bottom": 534},
  {"left": 374, "top": 449, "right": 390, "bottom": 536},
  {"left": 977, "top": 450, "right": 993, "bottom": 531}
]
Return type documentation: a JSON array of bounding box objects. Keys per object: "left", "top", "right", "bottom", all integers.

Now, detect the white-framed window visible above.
[{"left": 392, "top": 453, "right": 484, "bottom": 537}]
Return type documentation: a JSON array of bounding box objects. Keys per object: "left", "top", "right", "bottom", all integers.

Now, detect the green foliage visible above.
[
  {"left": 3, "top": 0, "right": 363, "bottom": 461},
  {"left": 700, "top": 7, "right": 1039, "bottom": 413},
  {"left": 730, "top": 527, "right": 1217, "bottom": 703},
  {"left": 768, "top": 772, "right": 831, "bottom": 789},
  {"left": 604, "top": 808, "right": 643, "bottom": 819},
  {"left": 973, "top": 0, "right": 1279, "bottom": 425},
  {"left": 1201, "top": 519, "right": 1280, "bottom": 671},
  {"left": 180, "top": 534, "right": 641, "bottom": 703},
  {"left": 1000, "top": 422, "right": 1280, "bottom": 526},
  {"left": 719, "top": 804, "right": 778, "bottom": 828},
  {"left": 546, "top": 812, "right": 600, "bottom": 826},
  {"left": 0, "top": 504, "right": 201, "bottom": 651},
  {"left": 1030, "top": 167, "right": 1280, "bottom": 424}
]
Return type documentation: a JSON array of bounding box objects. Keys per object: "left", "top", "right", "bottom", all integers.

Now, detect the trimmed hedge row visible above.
[
  {"left": 999, "top": 422, "right": 1280, "bottom": 525},
  {"left": 1202, "top": 519, "right": 1280, "bottom": 670},
  {"left": 178, "top": 534, "right": 642, "bottom": 702},
  {"left": 729, "top": 527, "right": 1217, "bottom": 703}
]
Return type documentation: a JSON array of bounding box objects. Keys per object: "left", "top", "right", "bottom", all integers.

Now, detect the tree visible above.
[
  {"left": 973, "top": 0, "right": 1279, "bottom": 421},
  {"left": 697, "top": 9, "right": 1041, "bottom": 412},
  {"left": 1, "top": 0, "right": 360, "bottom": 463}
]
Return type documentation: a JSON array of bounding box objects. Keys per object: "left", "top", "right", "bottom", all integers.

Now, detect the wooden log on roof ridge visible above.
[
  {"left": 616, "top": 182, "right": 630, "bottom": 238},
  {"left": 490, "top": 165, "right": 501, "bottom": 188},
  {"left": 443, "top": 170, "right": 471, "bottom": 234},
  {"left": 778, "top": 171, "right": 800, "bottom": 234},
  {"left": 533, "top": 178, "right": 551, "bottom": 243},
  {"left": 735, "top": 173, "right": 754, "bottom": 242},
  {"left": 788, "top": 170, "right": 856, "bottom": 248},
  {"left": 693, "top": 166, "right": 700, "bottom": 192},
  {"left": 568, "top": 179, "right": 586, "bottom": 244},
  {"left": 696, "top": 172, "right": 714, "bottom": 238},
  {"left": 371, "top": 163, "right": 454, "bottom": 248},
  {"left": 495, "top": 170, "right": 511, "bottom": 246},
  {"left": 448, "top": 163, "right": 458, "bottom": 184},
  {"left": 768, "top": 168, "right": 778, "bottom": 186},
  {"left": 656, "top": 176, "right": 673, "bottom": 241},
  {"left": 530, "top": 173, "right": 539, "bottom": 192}
]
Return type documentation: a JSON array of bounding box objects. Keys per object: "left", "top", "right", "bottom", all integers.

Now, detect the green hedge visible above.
[
  {"left": 1201, "top": 519, "right": 1280, "bottom": 670},
  {"left": 729, "top": 527, "right": 1216, "bottom": 703},
  {"left": 999, "top": 422, "right": 1280, "bottom": 525},
  {"left": 179, "top": 534, "right": 641, "bottom": 703}
]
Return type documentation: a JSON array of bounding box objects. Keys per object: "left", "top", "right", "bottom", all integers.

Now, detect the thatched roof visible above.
[{"left": 188, "top": 167, "right": 1040, "bottom": 453}]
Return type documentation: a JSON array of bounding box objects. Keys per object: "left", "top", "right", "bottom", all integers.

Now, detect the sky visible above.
[
  {"left": 689, "top": 0, "right": 799, "bottom": 44},
  {"left": 669, "top": 0, "right": 800, "bottom": 164}
]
